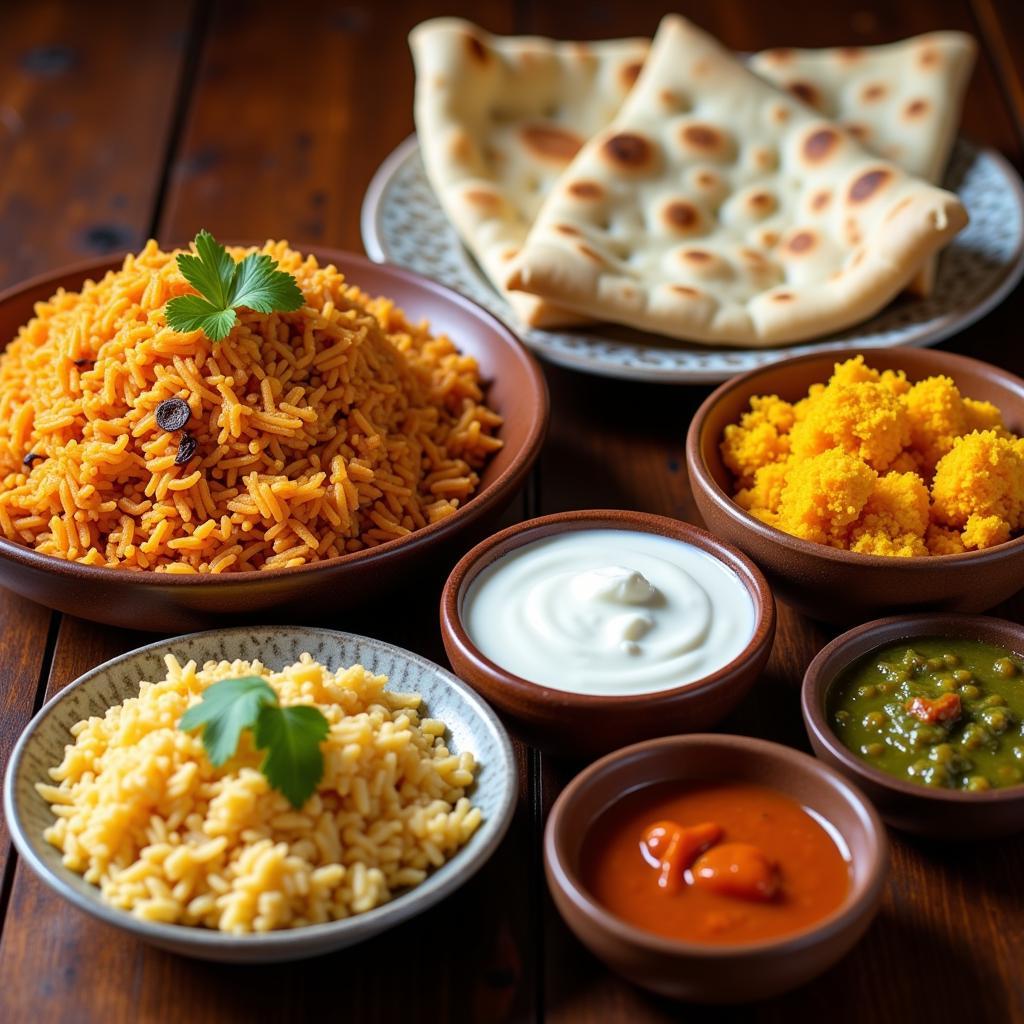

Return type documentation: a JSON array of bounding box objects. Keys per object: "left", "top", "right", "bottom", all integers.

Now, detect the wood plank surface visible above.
[
  {"left": 0, "top": 0, "right": 196, "bottom": 285},
  {"left": 0, "top": 0, "right": 195, "bottom": 920},
  {"left": 0, "top": 0, "right": 1023, "bottom": 1020}
]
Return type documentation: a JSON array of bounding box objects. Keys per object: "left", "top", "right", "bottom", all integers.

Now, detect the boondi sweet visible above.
[{"left": 721, "top": 356, "right": 1024, "bottom": 556}]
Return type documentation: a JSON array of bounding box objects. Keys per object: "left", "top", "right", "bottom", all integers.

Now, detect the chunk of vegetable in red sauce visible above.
[
  {"left": 641, "top": 820, "right": 722, "bottom": 895},
  {"left": 691, "top": 842, "right": 780, "bottom": 902}
]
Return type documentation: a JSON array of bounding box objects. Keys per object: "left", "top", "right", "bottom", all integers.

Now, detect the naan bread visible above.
[
  {"left": 506, "top": 16, "right": 968, "bottom": 347},
  {"left": 751, "top": 31, "right": 976, "bottom": 294},
  {"left": 410, "top": 18, "right": 648, "bottom": 328}
]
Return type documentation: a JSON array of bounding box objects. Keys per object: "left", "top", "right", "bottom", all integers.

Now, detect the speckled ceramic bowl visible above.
[{"left": 4, "top": 626, "right": 517, "bottom": 963}]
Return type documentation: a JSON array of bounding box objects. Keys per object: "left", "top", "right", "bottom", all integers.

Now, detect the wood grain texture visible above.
[
  {"left": 0, "top": 0, "right": 1023, "bottom": 1020},
  {"left": 0, "top": 593, "right": 51, "bottom": 903},
  {"left": 0, "top": 0, "right": 195, "bottom": 288}
]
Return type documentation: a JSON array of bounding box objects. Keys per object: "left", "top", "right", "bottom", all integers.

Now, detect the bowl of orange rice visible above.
[{"left": 0, "top": 243, "right": 547, "bottom": 630}]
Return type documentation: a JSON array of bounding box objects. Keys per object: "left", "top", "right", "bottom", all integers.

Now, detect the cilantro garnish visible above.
[
  {"left": 180, "top": 675, "right": 329, "bottom": 808},
  {"left": 165, "top": 230, "right": 304, "bottom": 341}
]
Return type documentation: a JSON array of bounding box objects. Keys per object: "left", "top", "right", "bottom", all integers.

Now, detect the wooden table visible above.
[{"left": 1, "top": 1, "right": 1022, "bottom": 1020}]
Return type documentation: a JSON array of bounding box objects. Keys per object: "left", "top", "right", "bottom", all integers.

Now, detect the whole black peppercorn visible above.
[{"left": 155, "top": 397, "right": 191, "bottom": 432}]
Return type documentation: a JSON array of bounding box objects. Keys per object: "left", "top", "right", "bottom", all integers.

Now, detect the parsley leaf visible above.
[
  {"left": 179, "top": 675, "right": 277, "bottom": 766},
  {"left": 253, "top": 705, "right": 330, "bottom": 809},
  {"left": 165, "top": 229, "right": 304, "bottom": 341},
  {"left": 179, "top": 674, "right": 329, "bottom": 808}
]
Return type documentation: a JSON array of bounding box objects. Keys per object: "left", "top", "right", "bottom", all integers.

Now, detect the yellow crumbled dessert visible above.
[{"left": 721, "top": 356, "right": 1024, "bottom": 556}]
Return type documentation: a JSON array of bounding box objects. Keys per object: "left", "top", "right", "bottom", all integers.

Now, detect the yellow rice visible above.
[
  {"left": 36, "top": 654, "right": 482, "bottom": 932},
  {"left": 0, "top": 241, "right": 502, "bottom": 571}
]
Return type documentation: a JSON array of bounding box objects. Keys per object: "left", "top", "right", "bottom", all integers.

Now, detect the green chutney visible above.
[{"left": 828, "top": 637, "right": 1024, "bottom": 792}]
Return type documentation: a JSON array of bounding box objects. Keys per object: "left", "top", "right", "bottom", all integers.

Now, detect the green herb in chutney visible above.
[
  {"left": 164, "top": 230, "right": 304, "bottom": 341},
  {"left": 179, "top": 675, "right": 329, "bottom": 808},
  {"left": 829, "top": 638, "right": 1024, "bottom": 792}
]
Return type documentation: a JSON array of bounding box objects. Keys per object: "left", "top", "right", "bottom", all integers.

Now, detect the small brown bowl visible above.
[
  {"left": 0, "top": 248, "right": 548, "bottom": 631},
  {"left": 544, "top": 733, "right": 887, "bottom": 1003},
  {"left": 686, "top": 346, "right": 1024, "bottom": 624},
  {"left": 439, "top": 510, "right": 775, "bottom": 755},
  {"left": 802, "top": 613, "right": 1024, "bottom": 839}
]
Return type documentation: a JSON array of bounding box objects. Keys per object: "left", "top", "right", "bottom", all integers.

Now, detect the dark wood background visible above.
[{"left": 0, "top": 1, "right": 1022, "bottom": 1020}]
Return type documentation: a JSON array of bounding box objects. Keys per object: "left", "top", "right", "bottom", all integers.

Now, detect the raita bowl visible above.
[{"left": 440, "top": 509, "right": 776, "bottom": 756}]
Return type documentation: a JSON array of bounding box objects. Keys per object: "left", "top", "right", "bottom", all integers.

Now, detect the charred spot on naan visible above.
[
  {"left": 781, "top": 229, "right": 819, "bottom": 257},
  {"left": 520, "top": 124, "right": 584, "bottom": 165},
  {"left": 464, "top": 32, "right": 491, "bottom": 65},
  {"left": 810, "top": 189, "right": 832, "bottom": 213},
  {"left": 904, "top": 98, "right": 930, "bottom": 120},
  {"left": 848, "top": 167, "right": 893, "bottom": 204},
  {"left": 917, "top": 45, "right": 943, "bottom": 70},
  {"left": 600, "top": 132, "right": 661, "bottom": 175},
  {"left": 744, "top": 191, "right": 778, "bottom": 218},
  {"left": 748, "top": 146, "right": 779, "bottom": 172},
  {"left": 787, "top": 80, "right": 824, "bottom": 111},
  {"left": 678, "top": 249, "right": 734, "bottom": 280},
  {"left": 462, "top": 187, "right": 505, "bottom": 213},
  {"left": 677, "top": 122, "right": 735, "bottom": 163},
  {"left": 554, "top": 224, "right": 583, "bottom": 237},
  {"left": 661, "top": 199, "right": 705, "bottom": 236},
  {"left": 687, "top": 168, "right": 728, "bottom": 205},
  {"left": 669, "top": 284, "right": 703, "bottom": 298},
  {"left": 566, "top": 180, "right": 606, "bottom": 201},
  {"left": 845, "top": 122, "right": 871, "bottom": 143},
  {"left": 659, "top": 89, "right": 691, "bottom": 112},
  {"left": 619, "top": 59, "right": 645, "bottom": 90},
  {"left": 860, "top": 82, "right": 888, "bottom": 104},
  {"left": 802, "top": 126, "right": 842, "bottom": 164}
]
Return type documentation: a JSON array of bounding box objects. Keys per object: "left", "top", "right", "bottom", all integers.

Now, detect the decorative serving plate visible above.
[{"left": 361, "top": 135, "right": 1024, "bottom": 384}]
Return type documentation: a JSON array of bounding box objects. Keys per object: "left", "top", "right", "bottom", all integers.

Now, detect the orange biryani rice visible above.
[{"left": 0, "top": 241, "right": 502, "bottom": 572}]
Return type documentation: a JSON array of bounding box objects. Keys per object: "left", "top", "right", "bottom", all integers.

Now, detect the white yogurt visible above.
[{"left": 463, "top": 529, "right": 756, "bottom": 696}]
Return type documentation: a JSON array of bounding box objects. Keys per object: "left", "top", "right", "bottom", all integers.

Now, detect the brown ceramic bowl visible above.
[
  {"left": 544, "top": 733, "right": 887, "bottom": 1003},
  {"left": 0, "top": 249, "right": 547, "bottom": 631},
  {"left": 802, "top": 613, "right": 1024, "bottom": 839},
  {"left": 686, "top": 346, "right": 1024, "bottom": 624},
  {"left": 439, "top": 510, "right": 775, "bottom": 755}
]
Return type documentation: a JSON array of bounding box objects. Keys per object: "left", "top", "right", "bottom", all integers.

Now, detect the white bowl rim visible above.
[{"left": 4, "top": 625, "right": 517, "bottom": 955}]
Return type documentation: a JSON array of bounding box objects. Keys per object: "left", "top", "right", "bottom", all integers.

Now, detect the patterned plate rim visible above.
[{"left": 361, "top": 134, "right": 1024, "bottom": 384}]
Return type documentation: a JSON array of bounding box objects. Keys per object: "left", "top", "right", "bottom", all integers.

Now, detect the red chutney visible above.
[{"left": 581, "top": 781, "right": 851, "bottom": 944}]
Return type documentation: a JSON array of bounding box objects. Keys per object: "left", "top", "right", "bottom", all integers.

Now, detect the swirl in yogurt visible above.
[{"left": 463, "top": 530, "right": 755, "bottom": 695}]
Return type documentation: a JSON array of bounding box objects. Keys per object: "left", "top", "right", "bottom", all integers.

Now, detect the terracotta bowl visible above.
[
  {"left": 544, "top": 734, "right": 887, "bottom": 1003},
  {"left": 0, "top": 249, "right": 547, "bottom": 631},
  {"left": 802, "top": 613, "right": 1024, "bottom": 839},
  {"left": 685, "top": 346, "right": 1024, "bottom": 624},
  {"left": 439, "top": 510, "right": 775, "bottom": 756}
]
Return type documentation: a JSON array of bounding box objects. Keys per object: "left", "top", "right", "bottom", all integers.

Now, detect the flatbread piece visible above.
[
  {"left": 410, "top": 17, "right": 648, "bottom": 327},
  {"left": 506, "top": 15, "right": 968, "bottom": 347}
]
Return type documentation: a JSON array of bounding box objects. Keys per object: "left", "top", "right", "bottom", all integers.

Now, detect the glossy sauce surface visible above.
[{"left": 581, "top": 782, "right": 851, "bottom": 945}]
